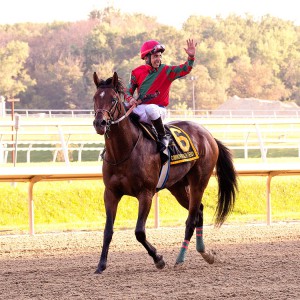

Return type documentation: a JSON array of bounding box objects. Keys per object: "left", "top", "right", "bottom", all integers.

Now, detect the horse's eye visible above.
[{"left": 112, "top": 97, "right": 118, "bottom": 103}]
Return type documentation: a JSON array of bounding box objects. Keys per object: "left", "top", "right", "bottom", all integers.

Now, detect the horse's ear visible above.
[
  {"left": 112, "top": 72, "right": 118, "bottom": 89},
  {"left": 93, "top": 72, "right": 100, "bottom": 87}
]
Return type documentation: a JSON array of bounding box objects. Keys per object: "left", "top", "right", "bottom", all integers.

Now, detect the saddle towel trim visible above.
[{"left": 156, "top": 148, "right": 170, "bottom": 191}]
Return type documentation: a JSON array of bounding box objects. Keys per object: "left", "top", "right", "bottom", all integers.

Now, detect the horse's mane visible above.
[{"left": 98, "top": 77, "right": 125, "bottom": 95}]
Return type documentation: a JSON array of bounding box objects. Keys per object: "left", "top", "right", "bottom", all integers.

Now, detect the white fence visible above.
[
  {"left": 1, "top": 118, "right": 300, "bottom": 164},
  {"left": 4, "top": 108, "right": 300, "bottom": 118},
  {"left": 0, "top": 119, "right": 104, "bottom": 164}
]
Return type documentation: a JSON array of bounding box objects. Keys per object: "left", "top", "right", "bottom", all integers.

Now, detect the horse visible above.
[{"left": 92, "top": 71, "right": 238, "bottom": 274}]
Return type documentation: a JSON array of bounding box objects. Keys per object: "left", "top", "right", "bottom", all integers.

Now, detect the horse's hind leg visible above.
[
  {"left": 135, "top": 194, "right": 165, "bottom": 270},
  {"left": 169, "top": 181, "right": 213, "bottom": 266},
  {"left": 168, "top": 183, "right": 195, "bottom": 265},
  {"left": 195, "top": 204, "right": 215, "bottom": 264}
]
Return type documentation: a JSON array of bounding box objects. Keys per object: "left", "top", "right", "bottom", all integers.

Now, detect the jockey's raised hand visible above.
[{"left": 184, "top": 39, "right": 197, "bottom": 58}]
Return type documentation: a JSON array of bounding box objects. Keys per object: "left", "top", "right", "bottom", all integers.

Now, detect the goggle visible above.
[{"left": 150, "top": 44, "right": 165, "bottom": 55}]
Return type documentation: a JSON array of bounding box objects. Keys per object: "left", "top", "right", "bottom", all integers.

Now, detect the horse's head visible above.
[{"left": 93, "top": 72, "right": 125, "bottom": 135}]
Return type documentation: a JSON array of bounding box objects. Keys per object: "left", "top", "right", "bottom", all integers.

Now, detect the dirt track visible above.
[{"left": 1, "top": 223, "right": 300, "bottom": 300}]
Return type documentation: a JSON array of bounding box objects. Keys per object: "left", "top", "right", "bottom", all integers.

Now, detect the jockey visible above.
[{"left": 124, "top": 39, "right": 197, "bottom": 152}]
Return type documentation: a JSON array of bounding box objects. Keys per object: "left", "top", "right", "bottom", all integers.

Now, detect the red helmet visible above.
[{"left": 140, "top": 40, "right": 165, "bottom": 59}]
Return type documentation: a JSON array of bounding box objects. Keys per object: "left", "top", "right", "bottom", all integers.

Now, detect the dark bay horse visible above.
[{"left": 93, "top": 71, "right": 238, "bottom": 274}]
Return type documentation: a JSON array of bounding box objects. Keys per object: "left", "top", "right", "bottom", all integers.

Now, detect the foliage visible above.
[
  {"left": 0, "top": 41, "right": 35, "bottom": 98},
  {"left": 0, "top": 8, "right": 300, "bottom": 109}
]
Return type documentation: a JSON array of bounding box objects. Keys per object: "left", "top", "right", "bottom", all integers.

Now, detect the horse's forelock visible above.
[{"left": 98, "top": 77, "right": 124, "bottom": 94}]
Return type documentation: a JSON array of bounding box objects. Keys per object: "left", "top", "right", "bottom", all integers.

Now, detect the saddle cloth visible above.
[{"left": 138, "top": 122, "right": 199, "bottom": 165}]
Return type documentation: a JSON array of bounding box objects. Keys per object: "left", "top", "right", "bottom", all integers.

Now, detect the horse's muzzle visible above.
[{"left": 93, "top": 118, "right": 107, "bottom": 135}]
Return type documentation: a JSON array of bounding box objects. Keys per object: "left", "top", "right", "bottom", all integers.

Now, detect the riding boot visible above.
[{"left": 151, "top": 117, "right": 170, "bottom": 152}]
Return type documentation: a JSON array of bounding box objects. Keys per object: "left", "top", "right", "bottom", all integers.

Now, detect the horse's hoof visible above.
[
  {"left": 94, "top": 267, "right": 105, "bottom": 274},
  {"left": 200, "top": 251, "right": 215, "bottom": 264},
  {"left": 174, "top": 261, "right": 184, "bottom": 269},
  {"left": 154, "top": 255, "right": 166, "bottom": 269}
]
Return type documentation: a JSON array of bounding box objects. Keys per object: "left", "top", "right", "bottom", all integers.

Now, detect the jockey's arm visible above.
[{"left": 124, "top": 77, "right": 139, "bottom": 107}]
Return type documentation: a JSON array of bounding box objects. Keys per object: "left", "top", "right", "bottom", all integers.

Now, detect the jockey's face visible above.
[{"left": 150, "top": 52, "right": 162, "bottom": 68}]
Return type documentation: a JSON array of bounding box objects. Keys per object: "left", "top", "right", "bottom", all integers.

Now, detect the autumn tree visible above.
[{"left": 0, "top": 40, "right": 35, "bottom": 99}]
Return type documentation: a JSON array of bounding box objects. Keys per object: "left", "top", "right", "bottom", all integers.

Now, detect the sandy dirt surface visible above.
[{"left": 1, "top": 223, "right": 300, "bottom": 300}]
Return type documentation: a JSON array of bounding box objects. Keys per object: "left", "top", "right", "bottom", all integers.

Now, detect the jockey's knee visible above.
[{"left": 145, "top": 104, "right": 160, "bottom": 120}]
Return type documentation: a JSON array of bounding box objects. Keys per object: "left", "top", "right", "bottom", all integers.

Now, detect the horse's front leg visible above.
[
  {"left": 135, "top": 194, "right": 165, "bottom": 270},
  {"left": 175, "top": 208, "right": 197, "bottom": 266},
  {"left": 95, "top": 188, "right": 121, "bottom": 274}
]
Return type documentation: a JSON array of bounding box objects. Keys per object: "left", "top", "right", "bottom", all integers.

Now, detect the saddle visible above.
[{"left": 131, "top": 117, "right": 199, "bottom": 165}]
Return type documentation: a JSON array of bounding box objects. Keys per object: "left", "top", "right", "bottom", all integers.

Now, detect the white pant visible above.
[{"left": 133, "top": 104, "right": 167, "bottom": 124}]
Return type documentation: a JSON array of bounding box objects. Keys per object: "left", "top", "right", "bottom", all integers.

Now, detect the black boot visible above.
[{"left": 152, "top": 117, "right": 170, "bottom": 152}]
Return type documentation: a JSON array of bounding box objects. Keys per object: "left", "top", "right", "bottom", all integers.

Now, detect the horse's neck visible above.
[{"left": 104, "top": 118, "right": 139, "bottom": 161}]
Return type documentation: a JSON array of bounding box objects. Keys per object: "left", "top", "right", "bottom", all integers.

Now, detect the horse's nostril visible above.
[{"left": 93, "top": 119, "right": 106, "bottom": 128}]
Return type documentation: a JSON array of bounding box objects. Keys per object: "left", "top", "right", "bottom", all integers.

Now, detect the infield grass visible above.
[{"left": 0, "top": 173, "right": 299, "bottom": 234}]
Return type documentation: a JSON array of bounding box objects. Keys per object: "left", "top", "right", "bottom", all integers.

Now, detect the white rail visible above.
[
  {"left": 4, "top": 108, "right": 300, "bottom": 118},
  {"left": 0, "top": 119, "right": 105, "bottom": 164},
  {"left": 1, "top": 118, "right": 300, "bottom": 164}
]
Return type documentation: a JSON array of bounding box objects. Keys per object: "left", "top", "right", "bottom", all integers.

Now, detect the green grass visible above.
[{"left": 0, "top": 176, "right": 299, "bottom": 234}]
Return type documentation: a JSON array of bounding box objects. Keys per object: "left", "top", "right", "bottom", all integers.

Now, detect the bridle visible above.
[
  {"left": 94, "top": 86, "right": 138, "bottom": 129},
  {"left": 94, "top": 87, "right": 122, "bottom": 126},
  {"left": 94, "top": 85, "right": 141, "bottom": 165}
]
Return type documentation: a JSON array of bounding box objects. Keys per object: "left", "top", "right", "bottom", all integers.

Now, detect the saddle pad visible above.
[
  {"left": 137, "top": 122, "right": 199, "bottom": 165},
  {"left": 167, "top": 125, "right": 199, "bottom": 165}
]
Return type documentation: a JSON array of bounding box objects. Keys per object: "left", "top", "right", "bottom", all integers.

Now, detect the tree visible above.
[
  {"left": 228, "top": 56, "right": 288, "bottom": 100},
  {"left": 0, "top": 41, "right": 35, "bottom": 99}
]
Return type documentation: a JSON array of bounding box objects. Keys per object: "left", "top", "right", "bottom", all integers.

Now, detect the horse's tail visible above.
[{"left": 214, "top": 138, "right": 238, "bottom": 227}]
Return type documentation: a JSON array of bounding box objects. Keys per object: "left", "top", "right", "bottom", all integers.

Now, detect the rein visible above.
[
  {"left": 94, "top": 86, "right": 159, "bottom": 127},
  {"left": 110, "top": 104, "right": 136, "bottom": 124}
]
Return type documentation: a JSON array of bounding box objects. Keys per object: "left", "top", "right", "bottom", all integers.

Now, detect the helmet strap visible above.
[{"left": 145, "top": 54, "right": 152, "bottom": 66}]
